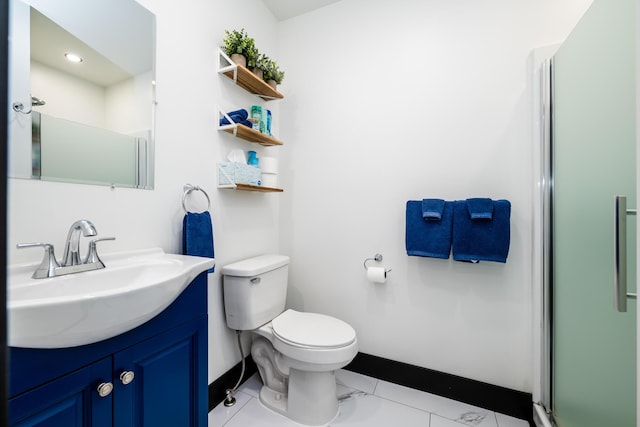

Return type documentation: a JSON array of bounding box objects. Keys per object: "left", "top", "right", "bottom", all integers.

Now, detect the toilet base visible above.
[{"left": 259, "top": 368, "right": 339, "bottom": 426}]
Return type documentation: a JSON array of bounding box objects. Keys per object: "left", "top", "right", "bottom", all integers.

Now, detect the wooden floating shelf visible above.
[
  {"left": 233, "top": 184, "right": 284, "bottom": 192},
  {"left": 222, "top": 125, "right": 284, "bottom": 146},
  {"left": 222, "top": 64, "right": 284, "bottom": 101}
]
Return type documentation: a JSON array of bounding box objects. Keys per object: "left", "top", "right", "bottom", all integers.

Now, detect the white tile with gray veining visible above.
[
  {"left": 374, "top": 379, "right": 498, "bottom": 427},
  {"left": 208, "top": 370, "right": 529, "bottom": 427}
]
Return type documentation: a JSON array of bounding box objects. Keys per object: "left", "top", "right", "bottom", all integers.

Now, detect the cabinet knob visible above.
[
  {"left": 119, "top": 370, "right": 135, "bottom": 385},
  {"left": 97, "top": 382, "right": 114, "bottom": 397}
]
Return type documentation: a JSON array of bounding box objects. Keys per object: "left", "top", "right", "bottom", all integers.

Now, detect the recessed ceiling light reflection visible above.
[{"left": 65, "top": 53, "right": 83, "bottom": 63}]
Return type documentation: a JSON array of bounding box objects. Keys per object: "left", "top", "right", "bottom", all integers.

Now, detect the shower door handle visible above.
[{"left": 614, "top": 195, "right": 637, "bottom": 312}]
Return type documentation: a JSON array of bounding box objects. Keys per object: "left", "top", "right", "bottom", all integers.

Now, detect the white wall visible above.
[
  {"left": 7, "top": 0, "right": 591, "bottom": 391},
  {"left": 105, "top": 70, "right": 154, "bottom": 134},
  {"left": 276, "top": 0, "right": 591, "bottom": 392},
  {"left": 30, "top": 61, "right": 106, "bottom": 127},
  {"left": 30, "top": 63, "right": 153, "bottom": 134},
  {"left": 7, "top": 0, "right": 280, "bottom": 383}
]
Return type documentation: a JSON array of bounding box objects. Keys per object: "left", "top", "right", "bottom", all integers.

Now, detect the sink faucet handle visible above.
[
  {"left": 85, "top": 237, "right": 116, "bottom": 265},
  {"left": 16, "top": 242, "right": 61, "bottom": 279}
]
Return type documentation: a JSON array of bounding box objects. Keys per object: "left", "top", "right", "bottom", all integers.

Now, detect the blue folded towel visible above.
[
  {"left": 422, "top": 199, "right": 445, "bottom": 220},
  {"left": 219, "top": 109, "right": 249, "bottom": 126},
  {"left": 228, "top": 109, "right": 249, "bottom": 120},
  {"left": 452, "top": 199, "right": 510, "bottom": 263},
  {"left": 219, "top": 114, "right": 245, "bottom": 126},
  {"left": 467, "top": 198, "right": 493, "bottom": 220},
  {"left": 182, "top": 211, "right": 215, "bottom": 272},
  {"left": 405, "top": 200, "right": 453, "bottom": 259}
]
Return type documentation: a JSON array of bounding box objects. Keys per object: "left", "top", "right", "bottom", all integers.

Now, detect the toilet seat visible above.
[{"left": 272, "top": 309, "right": 356, "bottom": 349}]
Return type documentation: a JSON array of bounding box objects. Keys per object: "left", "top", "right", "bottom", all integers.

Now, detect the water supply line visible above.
[{"left": 223, "top": 330, "right": 246, "bottom": 407}]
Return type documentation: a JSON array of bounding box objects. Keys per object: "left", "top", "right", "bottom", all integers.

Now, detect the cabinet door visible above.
[
  {"left": 113, "top": 316, "right": 207, "bottom": 427},
  {"left": 8, "top": 358, "right": 112, "bottom": 427}
]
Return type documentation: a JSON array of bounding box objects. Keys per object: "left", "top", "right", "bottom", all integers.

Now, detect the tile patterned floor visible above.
[{"left": 209, "top": 370, "right": 530, "bottom": 427}]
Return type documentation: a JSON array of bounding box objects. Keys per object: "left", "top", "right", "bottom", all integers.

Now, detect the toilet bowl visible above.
[
  {"left": 251, "top": 309, "right": 357, "bottom": 425},
  {"left": 221, "top": 255, "right": 358, "bottom": 426}
]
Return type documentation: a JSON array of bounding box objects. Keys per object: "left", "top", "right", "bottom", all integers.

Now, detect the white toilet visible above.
[{"left": 222, "top": 254, "right": 358, "bottom": 426}]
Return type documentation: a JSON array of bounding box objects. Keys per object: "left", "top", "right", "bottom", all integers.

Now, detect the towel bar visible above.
[{"left": 183, "top": 184, "right": 211, "bottom": 213}]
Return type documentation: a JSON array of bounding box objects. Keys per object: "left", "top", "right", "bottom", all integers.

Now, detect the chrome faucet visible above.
[
  {"left": 62, "top": 220, "right": 98, "bottom": 266},
  {"left": 17, "top": 219, "right": 115, "bottom": 279}
]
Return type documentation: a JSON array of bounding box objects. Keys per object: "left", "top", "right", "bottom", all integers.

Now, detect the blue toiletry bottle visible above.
[
  {"left": 247, "top": 151, "right": 258, "bottom": 166},
  {"left": 250, "top": 106, "right": 262, "bottom": 131},
  {"left": 266, "top": 110, "right": 272, "bottom": 136}
]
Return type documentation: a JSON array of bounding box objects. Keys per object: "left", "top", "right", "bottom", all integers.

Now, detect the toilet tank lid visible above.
[{"left": 221, "top": 254, "right": 290, "bottom": 277}]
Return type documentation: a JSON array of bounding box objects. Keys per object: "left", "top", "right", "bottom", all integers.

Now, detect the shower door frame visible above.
[{"left": 532, "top": 55, "right": 554, "bottom": 426}]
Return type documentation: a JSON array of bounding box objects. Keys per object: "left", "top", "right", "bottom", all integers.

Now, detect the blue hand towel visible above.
[
  {"left": 405, "top": 200, "right": 453, "bottom": 259},
  {"left": 452, "top": 199, "right": 510, "bottom": 263},
  {"left": 219, "top": 109, "right": 249, "bottom": 126},
  {"left": 227, "top": 109, "right": 249, "bottom": 120},
  {"left": 467, "top": 198, "right": 493, "bottom": 220},
  {"left": 422, "top": 199, "right": 445, "bottom": 220},
  {"left": 219, "top": 114, "right": 246, "bottom": 126},
  {"left": 182, "top": 211, "right": 215, "bottom": 272}
]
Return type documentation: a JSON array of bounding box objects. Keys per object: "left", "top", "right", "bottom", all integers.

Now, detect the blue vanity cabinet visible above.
[
  {"left": 8, "top": 358, "right": 113, "bottom": 427},
  {"left": 8, "top": 273, "right": 208, "bottom": 427},
  {"left": 112, "top": 316, "right": 207, "bottom": 427}
]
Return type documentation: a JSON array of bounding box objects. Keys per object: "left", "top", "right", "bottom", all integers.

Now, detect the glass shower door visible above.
[{"left": 551, "top": 0, "right": 637, "bottom": 426}]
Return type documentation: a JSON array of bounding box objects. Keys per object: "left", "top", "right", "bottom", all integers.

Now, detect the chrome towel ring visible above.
[{"left": 182, "top": 184, "right": 211, "bottom": 213}]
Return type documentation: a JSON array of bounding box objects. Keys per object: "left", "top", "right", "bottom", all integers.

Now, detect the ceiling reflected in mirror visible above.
[
  {"left": 30, "top": 8, "right": 134, "bottom": 87},
  {"left": 8, "top": 0, "right": 156, "bottom": 189}
]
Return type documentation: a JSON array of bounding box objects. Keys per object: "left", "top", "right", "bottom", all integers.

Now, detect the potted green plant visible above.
[
  {"left": 221, "top": 28, "right": 256, "bottom": 68},
  {"left": 246, "top": 46, "right": 259, "bottom": 69},
  {"left": 263, "top": 59, "right": 285, "bottom": 89},
  {"left": 252, "top": 53, "right": 269, "bottom": 79}
]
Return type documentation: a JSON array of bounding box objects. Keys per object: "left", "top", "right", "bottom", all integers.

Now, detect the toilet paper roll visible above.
[
  {"left": 260, "top": 157, "right": 278, "bottom": 174},
  {"left": 366, "top": 267, "right": 387, "bottom": 284},
  {"left": 261, "top": 173, "right": 278, "bottom": 188}
]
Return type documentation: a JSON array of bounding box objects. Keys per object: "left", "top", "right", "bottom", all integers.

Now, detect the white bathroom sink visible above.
[{"left": 8, "top": 248, "right": 214, "bottom": 349}]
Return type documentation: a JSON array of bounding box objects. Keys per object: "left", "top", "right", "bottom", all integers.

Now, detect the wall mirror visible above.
[{"left": 8, "top": 0, "right": 156, "bottom": 189}]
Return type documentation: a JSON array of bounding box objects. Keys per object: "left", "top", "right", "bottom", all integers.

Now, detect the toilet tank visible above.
[{"left": 222, "top": 254, "right": 290, "bottom": 331}]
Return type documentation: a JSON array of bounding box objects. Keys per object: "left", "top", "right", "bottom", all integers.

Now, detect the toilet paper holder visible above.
[
  {"left": 363, "top": 254, "right": 382, "bottom": 270},
  {"left": 363, "top": 253, "right": 391, "bottom": 272}
]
